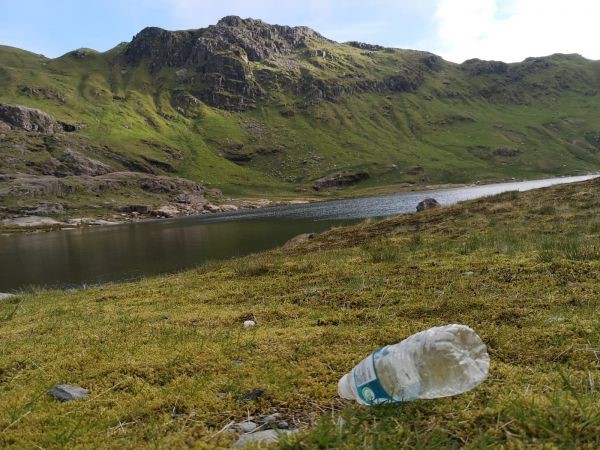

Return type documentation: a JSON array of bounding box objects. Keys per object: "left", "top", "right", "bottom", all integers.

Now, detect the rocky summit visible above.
[
  {"left": 122, "top": 16, "right": 332, "bottom": 109},
  {"left": 1, "top": 16, "right": 600, "bottom": 225}
]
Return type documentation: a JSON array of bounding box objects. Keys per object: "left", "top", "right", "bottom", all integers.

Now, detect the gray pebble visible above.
[
  {"left": 277, "top": 420, "right": 289, "bottom": 429},
  {"left": 236, "top": 421, "right": 258, "bottom": 433},
  {"left": 234, "top": 430, "right": 294, "bottom": 449},
  {"left": 49, "top": 384, "right": 89, "bottom": 402},
  {"left": 262, "top": 412, "right": 282, "bottom": 424},
  {"left": 239, "top": 388, "right": 265, "bottom": 402}
]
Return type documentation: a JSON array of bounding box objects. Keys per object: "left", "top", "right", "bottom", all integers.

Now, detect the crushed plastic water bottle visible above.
[{"left": 338, "top": 324, "right": 489, "bottom": 405}]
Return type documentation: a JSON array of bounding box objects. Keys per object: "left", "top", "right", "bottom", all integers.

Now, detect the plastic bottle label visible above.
[{"left": 353, "top": 348, "right": 395, "bottom": 405}]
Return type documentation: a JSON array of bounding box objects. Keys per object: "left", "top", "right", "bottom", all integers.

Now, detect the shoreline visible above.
[{"left": 1, "top": 172, "right": 597, "bottom": 235}]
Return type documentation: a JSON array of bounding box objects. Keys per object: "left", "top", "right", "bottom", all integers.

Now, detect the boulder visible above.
[
  {"left": 220, "top": 204, "right": 239, "bottom": 212},
  {"left": 204, "top": 203, "right": 221, "bottom": 213},
  {"left": 416, "top": 198, "right": 440, "bottom": 212},
  {"left": 150, "top": 205, "right": 180, "bottom": 218},
  {"left": 0, "top": 293, "right": 15, "bottom": 301}
]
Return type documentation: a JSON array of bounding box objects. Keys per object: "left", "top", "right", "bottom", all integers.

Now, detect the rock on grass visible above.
[
  {"left": 233, "top": 429, "right": 295, "bottom": 449},
  {"left": 49, "top": 384, "right": 89, "bottom": 402}
]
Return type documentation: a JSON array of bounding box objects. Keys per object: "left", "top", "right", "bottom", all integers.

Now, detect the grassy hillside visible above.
[
  {"left": 1, "top": 18, "right": 600, "bottom": 204},
  {"left": 1, "top": 178, "right": 598, "bottom": 448}
]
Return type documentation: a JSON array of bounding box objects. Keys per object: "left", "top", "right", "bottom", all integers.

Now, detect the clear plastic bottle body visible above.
[{"left": 338, "top": 324, "right": 489, "bottom": 405}]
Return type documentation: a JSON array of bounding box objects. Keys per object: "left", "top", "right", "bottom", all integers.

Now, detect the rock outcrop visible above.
[
  {"left": 463, "top": 59, "right": 509, "bottom": 76},
  {"left": 122, "top": 17, "right": 328, "bottom": 110},
  {"left": 0, "top": 104, "right": 79, "bottom": 134},
  {"left": 1, "top": 216, "right": 66, "bottom": 228},
  {"left": 0, "top": 170, "right": 213, "bottom": 222},
  {"left": 120, "top": 17, "right": 433, "bottom": 110},
  {"left": 0, "top": 104, "right": 64, "bottom": 133},
  {"left": 313, "top": 171, "right": 370, "bottom": 190},
  {"left": 19, "top": 86, "right": 66, "bottom": 103},
  {"left": 1, "top": 172, "right": 207, "bottom": 205},
  {"left": 492, "top": 147, "right": 520, "bottom": 157},
  {"left": 123, "top": 16, "right": 327, "bottom": 68},
  {"left": 59, "top": 149, "right": 114, "bottom": 176},
  {"left": 346, "top": 41, "right": 384, "bottom": 51}
]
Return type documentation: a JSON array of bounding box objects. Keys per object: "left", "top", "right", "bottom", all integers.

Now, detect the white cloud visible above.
[{"left": 433, "top": 0, "right": 600, "bottom": 63}]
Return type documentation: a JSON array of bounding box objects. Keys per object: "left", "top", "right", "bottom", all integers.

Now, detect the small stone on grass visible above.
[
  {"left": 49, "top": 384, "right": 89, "bottom": 402},
  {"left": 262, "top": 413, "right": 282, "bottom": 424},
  {"left": 233, "top": 430, "right": 294, "bottom": 449},
  {"left": 235, "top": 421, "right": 258, "bottom": 433},
  {"left": 239, "top": 388, "right": 265, "bottom": 402}
]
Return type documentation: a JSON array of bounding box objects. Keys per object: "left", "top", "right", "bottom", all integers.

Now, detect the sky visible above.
[{"left": 0, "top": 0, "right": 598, "bottom": 63}]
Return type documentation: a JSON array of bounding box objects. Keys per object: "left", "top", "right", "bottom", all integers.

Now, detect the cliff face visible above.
[
  {"left": 123, "top": 16, "right": 327, "bottom": 67},
  {"left": 121, "top": 16, "right": 332, "bottom": 109},
  {"left": 120, "top": 16, "right": 443, "bottom": 110},
  {"left": 118, "top": 16, "right": 592, "bottom": 113}
]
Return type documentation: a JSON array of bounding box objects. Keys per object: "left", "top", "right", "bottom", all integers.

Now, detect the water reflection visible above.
[{"left": 0, "top": 175, "right": 596, "bottom": 291}]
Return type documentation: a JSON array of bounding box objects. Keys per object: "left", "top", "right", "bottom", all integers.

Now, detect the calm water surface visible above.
[{"left": 0, "top": 175, "right": 596, "bottom": 291}]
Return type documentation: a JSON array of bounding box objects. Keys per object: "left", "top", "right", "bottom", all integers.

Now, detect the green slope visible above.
[{"left": 1, "top": 17, "right": 600, "bottom": 201}]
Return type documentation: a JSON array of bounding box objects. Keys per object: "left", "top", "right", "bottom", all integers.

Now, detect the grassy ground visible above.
[{"left": 1, "top": 178, "right": 599, "bottom": 448}]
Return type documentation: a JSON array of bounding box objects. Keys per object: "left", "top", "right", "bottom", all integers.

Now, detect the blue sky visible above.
[{"left": 0, "top": 0, "right": 598, "bottom": 63}]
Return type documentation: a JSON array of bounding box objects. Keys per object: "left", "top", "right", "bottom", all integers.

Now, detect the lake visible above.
[{"left": 0, "top": 175, "right": 596, "bottom": 292}]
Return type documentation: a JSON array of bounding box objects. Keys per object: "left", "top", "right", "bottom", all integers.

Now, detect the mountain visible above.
[{"left": 1, "top": 16, "right": 600, "bottom": 222}]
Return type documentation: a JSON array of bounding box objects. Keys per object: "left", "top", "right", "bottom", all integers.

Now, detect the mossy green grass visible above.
[{"left": 1, "top": 178, "right": 599, "bottom": 448}]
